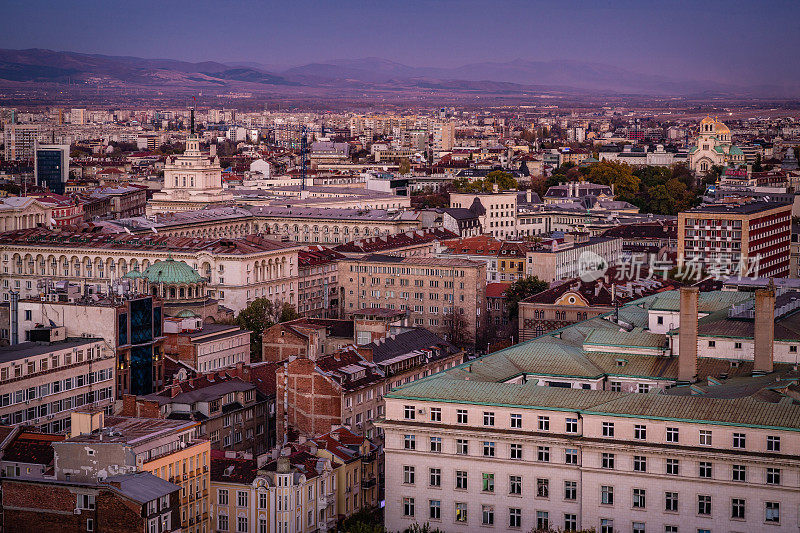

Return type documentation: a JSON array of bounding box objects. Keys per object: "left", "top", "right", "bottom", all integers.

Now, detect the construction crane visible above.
[{"left": 266, "top": 123, "right": 311, "bottom": 190}]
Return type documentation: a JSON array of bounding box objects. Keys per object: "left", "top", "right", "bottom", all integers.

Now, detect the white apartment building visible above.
[{"left": 450, "top": 192, "right": 518, "bottom": 239}]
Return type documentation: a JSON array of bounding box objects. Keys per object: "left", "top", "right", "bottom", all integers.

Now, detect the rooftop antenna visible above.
[
  {"left": 191, "top": 97, "right": 196, "bottom": 135},
  {"left": 300, "top": 125, "right": 308, "bottom": 191}
]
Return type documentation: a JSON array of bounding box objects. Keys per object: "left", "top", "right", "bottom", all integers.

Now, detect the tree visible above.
[
  {"left": 444, "top": 310, "right": 471, "bottom": 349},
  {"left": 505, "top": 276, "right": 549, "bottom": 319},
  {"left": 587, "top": 161, "right": 640, "bottom": 203},
  {"left": 753, "top": 153, "right": 764, "bottom": 172},
  {"left": 235, "top": 298, "right": 298, "bottom": 361}
]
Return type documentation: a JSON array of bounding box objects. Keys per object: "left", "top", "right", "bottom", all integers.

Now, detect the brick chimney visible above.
[
  {"left": 753, "top": 287, "right": 775, "bottom": 374},
  {"left": 678, "top": 287, "right": 699, "bottom": 383}
]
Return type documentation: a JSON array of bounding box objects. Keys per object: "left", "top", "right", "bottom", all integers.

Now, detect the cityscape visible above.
[{"left": 1, "top": 1, "right": 800, "bottom": 532}]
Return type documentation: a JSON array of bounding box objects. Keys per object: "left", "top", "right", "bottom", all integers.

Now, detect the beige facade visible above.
[
  {"left": 381, "top": 394, "right": 800, "bottom": 533},
  {"left": 339, "top": 256, "right": 487, "bottom": 345},
  {"left": 0, "top": 231, "right": 301, "bottom": 313},
  {"left": 526, "top": 237, "right": 622, "bottom": 283},
  {"left": 0, "top": 197, "right": 54, "bottom": 232},
  {"left": 450, "top": 191, "right": 518, "bottom": 239},
  {"left": 0, "top": 336, "right": 113, "bottom": 434}
]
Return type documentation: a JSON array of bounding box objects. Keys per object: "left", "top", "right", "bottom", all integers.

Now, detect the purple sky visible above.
[{"left": 1, "top": 0, "right": 798, "bottom": 85}]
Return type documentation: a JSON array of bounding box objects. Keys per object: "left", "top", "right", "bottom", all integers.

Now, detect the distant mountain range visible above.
[{"left": 0, "top": 48, "right": 796, "bottom": 98}]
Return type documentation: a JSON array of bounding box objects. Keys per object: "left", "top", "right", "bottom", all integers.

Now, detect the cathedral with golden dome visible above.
[{"left": 688, "top": 116, "right": 745, "bottom": 173}]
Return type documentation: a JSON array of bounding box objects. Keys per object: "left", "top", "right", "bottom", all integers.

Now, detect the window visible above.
[
  {"left": 87, "top": 519, "right": 94, "bottom": 532},
  {"left": 699, "top": 461, "right": 712, "bottom": 478},
  {"left": 510, "top": 413, "right": 522, "bottom": 428},
  {"left": 666, "top": 427, "right": 679, "bottom": 443},
  {"left": 565, "top": 417, "right": 578, "bottom": 433},
  {"left": 403, "top": 466, "right": 415, "bottom": 484},
  {"left": 237, "top": 491, "right": 247, "bottom": 507},
  {"left": 732, "top": 432, "right": 746, "bottom": 449},
  {"left": 637, "top": 383, "right": 650, "bottom": 393},
  {"left": 509, "top": 475, "right": 522, "bottom": 495},
  {"left": 697, "top": 495, "right": 711, "bottom": 515},
  {"left": 429, "top": 500, "right": 440, "bottom": 520},
  {"left": 429, "top": 468, "right": 441, "bottom": 487},
  {"left": 767, "top": 467, "right": 781, "bottom": 485},
  {"left": 483, "top": 441, "right": 495, "bottom": 457},
  {"left": 601, "top": 453, "right": 615, "bottom": 469},
  {"left": 537, "top": 478, "right": 549, "bottom": 498},
  {"left": 455, "top": 470, "right": 467, "bottom": 490},
  {"left": 664, "top": 527, "right": 677, "bottom": 533},
  {"left": 76, "top": 494, "right": 96, "bottom": 510},
  {"left": 565, "top": 448, "right": 578, "bottom": 464},
  {"left": 456, "top": 409, "right": 468, "bottom": 424},
  {"left": 602, "top": 422, "right": 614, "bottom": 437},
  {"left": 455, "top": 502, "right": 467, "bottom": 522},
  {"left": 482, "top": 473, "right": 494, "bottom": 492},
  {"left": 483, "top": 411, "right": 495, "bottom": 426},
  {"left": 601, "top": 485, "right": 614, "bottom": 505},
  {"left": 509, "top": 507, "right": 522, "bottom": 528},
  {"left": 456, "top": 439, "right": 468, "bottom": 455},
  {"left": 767, "top": 435, "right": 780, "bottom": 451},
  {"left": 403, "top": 497, "right": 415, "bottom": 517},
  {"left": 634, "top": 424, "right": 646, "bottom": 440},
  {"left": 564, "top": 481, "right": 577, "bottom": 501},
  {"left": 732, "top": 464, "right": 746, "bottom": 482},
  {"left": 218, "top": 489, "right": 229, "bottom": 505},
  {"left": 731, "top": 498, "right": 745, "bottom": 519},
  {"left": 666, "top": 459, "right": 679, "bottom": 476},
  {"left": 482, "top": 505, "right": 494, "bottom": 526},
  {"left": 403, "top": 405, "right": 415, "bottom": 419},
  {"left": 600, "top": 519, "right": 613, "bottom": 533},
  {"left": 564, "top": 514, "right": 577, "bottom": 531},
  {"left": 633, "top": 488, "right": 646, "bottom": 508},
  {"left": 403, "top": 434, "right": 415, "bottom": 450},
  {"left": 699, "top": 430, "right": 712, "bottom": 446},
  {"left": 537, "top": 446, "right": 550, "bottom": 462},
  {"left": 633, "top": 455, "right": 647, "bottom": 472},
  {"left": 610, "top": 381, "right": 622, "bottom": 392},
  {"left": 510, "top": 443, "right": 522, "bottom": 459},
  {"left": 765, "top": 501, "right": 780, "bottom": 523},
  {"left": 536, "top": 511, "right": 549, "bottom": 530},
  {"left": 430, "top": 407, "right": 441, "bottom": 422},
  {"left": 665, "top": 491, "right": 678, "bottom": 512},
  {"left": 734, "top": 341, "right": 742, "bottom": 349},
  {"left": 237, "top": 516, "right": 248, "bottom": 532},
  {"left": 633, "top": 522, "right": 645, "bottom": 533},
  {"left": 218, "top": 515, "right": 229, "bottom": 531},
  {"left": 429, "top": 436, "right": 441, "bottom": 452},
  {"left": 538, "top": 415, "right": 550, "bottom": 431}
]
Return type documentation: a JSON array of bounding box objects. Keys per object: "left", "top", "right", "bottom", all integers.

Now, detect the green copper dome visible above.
[
  {"left": 142, "top": 258, "right": 204, "bottom": 285},
  {"left": 175, "top": 309, "right": 198, "bottom": 318},
  {"left": 123, "top": 268, "right": 143, "bottom": 279}
]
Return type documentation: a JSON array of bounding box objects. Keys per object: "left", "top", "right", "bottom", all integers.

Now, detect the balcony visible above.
[{"left": 361, "top": 477, "right": 377, "bottom": 489}]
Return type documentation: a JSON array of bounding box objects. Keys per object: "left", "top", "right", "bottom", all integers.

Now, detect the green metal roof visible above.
[{"left": 141, "top": 258, "right": 204, "bottom": 285}]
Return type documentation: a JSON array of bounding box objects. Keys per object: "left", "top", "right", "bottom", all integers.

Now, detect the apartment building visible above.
[
  {"left": 380, "top": 285, "right": 800, "bottom": 532},
  {"left": 678, "top": 201, "right": 792, "bottom": 278},
  {"left": 525, "top": 235, "right": 622, "bottom": 283},
  {"left": 439, "top": 234, "right": 528, "bottom": 282},
  {"left": 163, "top": 319, "right": 251, "bottom": 374},
  {"left": 0, "top": 330, "right": 113, "bottom": 434},
  {"left": 2, "top": 472, "right": 181, "bottom": 533},
  {"left": 339, "top": 254, "right": 486, "bottom": 344},
  {"left": 18, "top": 294, "right": 166, "bottom": 397},
  {"left": 297, "top": 246, "right": 343, "bottom": 318},
  {"left": 450, "top": 191, "right": 518, "bottom": 239},
  {"left": 122, "top": 373, "right": 269, "bottom": 456},
  {"left": 55, "top": 411, "right": 211, "bottom": 533},
  {"left": 210, "top": 449, "right": 339, "bottom": 533}
]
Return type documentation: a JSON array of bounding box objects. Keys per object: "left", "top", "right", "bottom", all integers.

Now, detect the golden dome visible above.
[
  {"left": 714, "top": 121, "right": 730, "bottom": 134},
  {"left": 700, "top": 116, "right": 715, "bottom": 125}
]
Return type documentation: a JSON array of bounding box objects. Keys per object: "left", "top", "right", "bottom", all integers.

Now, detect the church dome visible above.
[
  {"left": 714, "top": 121, "right": 730, "bottom": 134},
  {"left": 123, "top": 268, "right": 143, "bottom": 280},
  {"left": 142, "top": 258, "right": 204, "bottom": 285},
  {"left": 700, "top": 116, "right": 715, "bottom": 125}
]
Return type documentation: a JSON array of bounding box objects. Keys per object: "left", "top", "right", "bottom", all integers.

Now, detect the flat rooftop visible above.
[
  {"left": 0, "top": 338, "right": 102, "bottom": 364},
  {"left": 685, "top": 201, "right": 791, "bottom": 215}
]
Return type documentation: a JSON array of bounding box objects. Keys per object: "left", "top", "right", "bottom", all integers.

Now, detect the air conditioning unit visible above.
[{"left": 73, "top": 509, "right": 82, "bottom": 515}]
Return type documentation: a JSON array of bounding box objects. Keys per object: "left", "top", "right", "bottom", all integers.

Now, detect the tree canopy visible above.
[
  {"left": 234, "top": 298, "right": 299, "bottom": 360},
  {"left": 452, "top": 170, "right": 518, "bottom": 193},
  {"left": 505, "top": 276, "right": 549, "bottom": 319}
]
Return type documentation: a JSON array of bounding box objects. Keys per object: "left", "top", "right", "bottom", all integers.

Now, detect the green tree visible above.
[
  {"left": 753, "top": 153, "right": 763, "bottom": 172},
  {"left": 587, "top": 161, "right": 640, "bottom": 203},
  {"left": 235, "top": 298, "right": 298, "bottom": 361},
  {"left": 505, "top": 276, "right": 549, "bottom": 319}
]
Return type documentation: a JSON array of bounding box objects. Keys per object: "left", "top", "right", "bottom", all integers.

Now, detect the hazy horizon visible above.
[{"left": 1, "top": 0, "right": 798, "bottom": 87}]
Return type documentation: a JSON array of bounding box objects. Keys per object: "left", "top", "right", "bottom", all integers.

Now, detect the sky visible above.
[{"left": 1, "top": 0, "right": 798, "bottom": 85}]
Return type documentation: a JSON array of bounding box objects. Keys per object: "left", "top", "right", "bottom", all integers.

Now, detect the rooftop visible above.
[
  {"left": 0, "top": 337, "right": 102, "bottom": 364},
  {"left": 685, "top": 201, "right": 791, "bottom": 215}
]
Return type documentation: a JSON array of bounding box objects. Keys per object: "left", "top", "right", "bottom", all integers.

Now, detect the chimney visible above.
[
  {"left": 209, "top": 144, "right": 217, "bottom": 157},
  {"left": 754, "top": 288, "right": 775, "bottom": 374},
  {"left": 678, "top": 287, "right": 698, "bottom": 383},
  {"left": 526, "top": 189, "right": 532, "bottom": 203}
]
